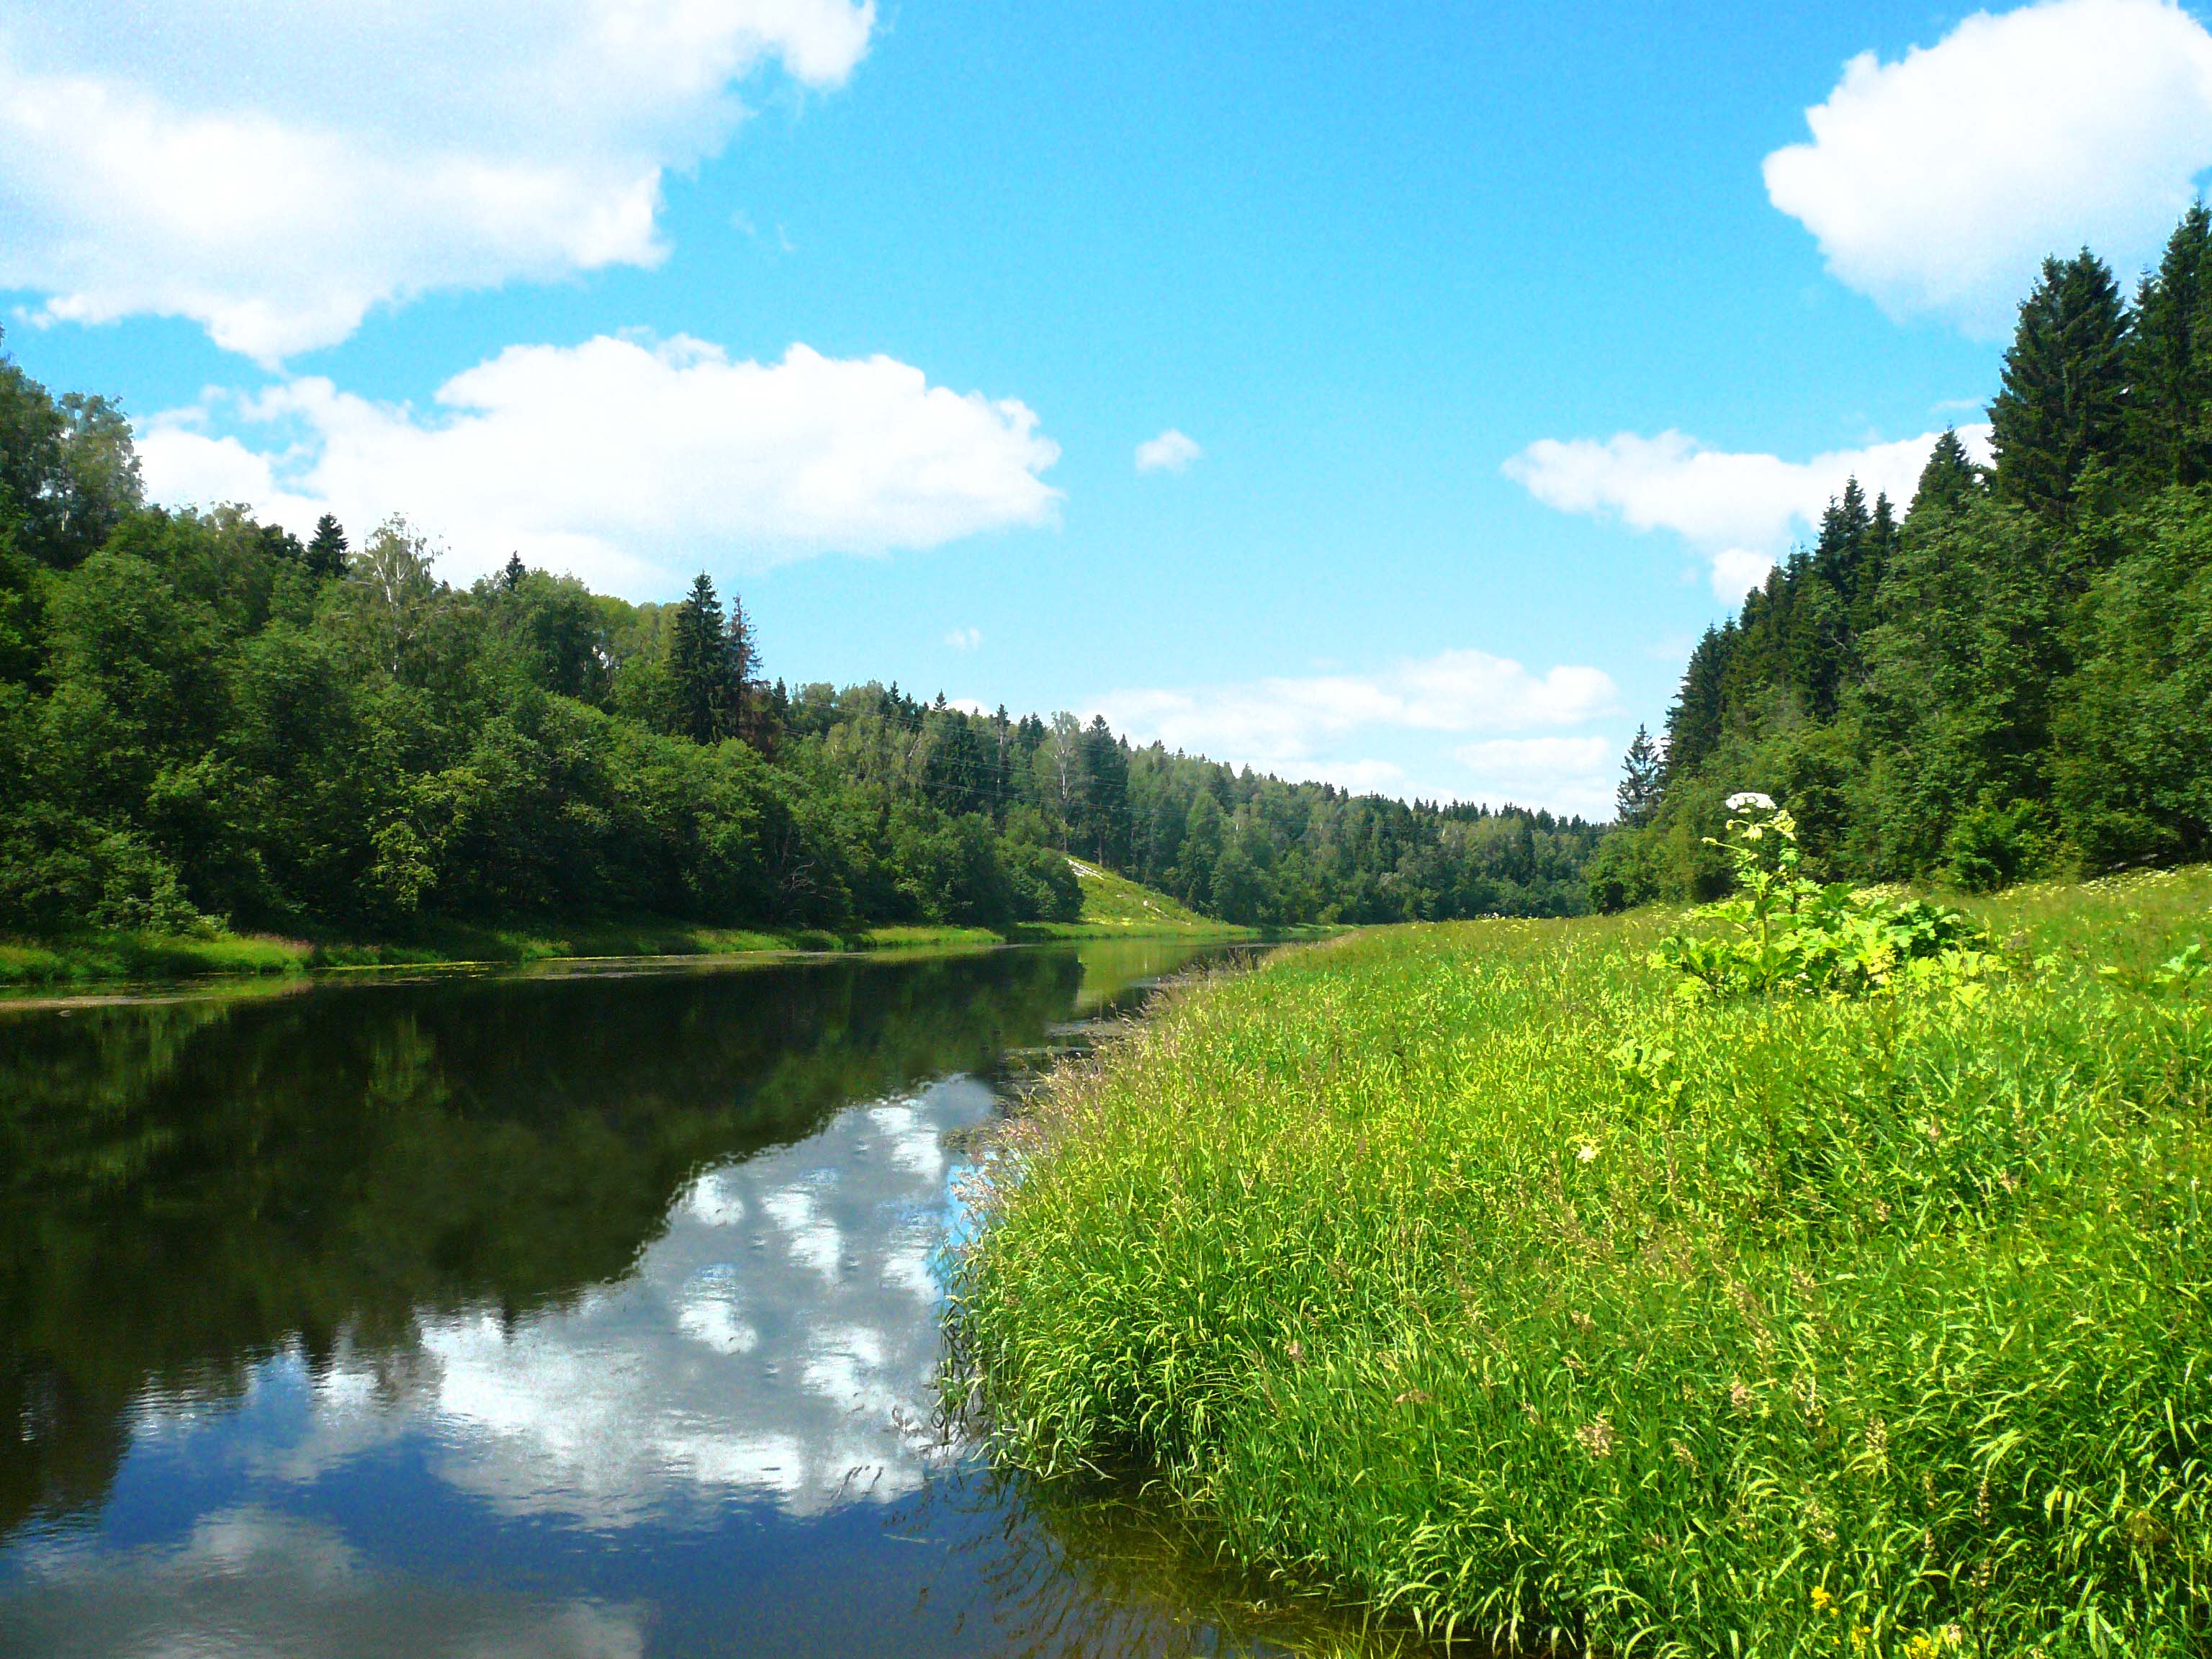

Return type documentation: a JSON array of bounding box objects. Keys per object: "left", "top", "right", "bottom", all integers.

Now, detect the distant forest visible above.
[
  {"left": 1594, "top": 203, "right": 2212, "bottom": 907},
  {"left": 0, "top": 341, "right": 1597, "bottom": 942}
]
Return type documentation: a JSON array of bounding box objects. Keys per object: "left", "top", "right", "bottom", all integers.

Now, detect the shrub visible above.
[{"left": 1652, "top": 795, "right": 1990, "bottom": 1000}]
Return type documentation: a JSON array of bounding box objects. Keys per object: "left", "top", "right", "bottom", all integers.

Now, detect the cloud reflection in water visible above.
[{"left": 252, "top": 1071, "right": 994, "bottom": 1526}]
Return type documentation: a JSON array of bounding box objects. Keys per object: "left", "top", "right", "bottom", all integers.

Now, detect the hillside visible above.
[{"left": 1058, "top": 858, "right": 1234, "bottom": 935}]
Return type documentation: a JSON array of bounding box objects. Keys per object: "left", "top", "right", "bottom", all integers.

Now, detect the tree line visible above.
[
  {"left": 0, "top": 339, "right": 1600, "bottom": 943},
  {"left": 1592, "top": 204, "right": 2212, "bottom": 907}
]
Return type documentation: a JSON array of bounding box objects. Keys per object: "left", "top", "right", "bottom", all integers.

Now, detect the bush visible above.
[{"left": 1652, "top": 796, "right": 1990, "bottom": 1000}]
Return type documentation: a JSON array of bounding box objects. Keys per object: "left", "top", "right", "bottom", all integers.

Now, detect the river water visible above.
[{"left": 0, "top": 940, "right": 1408, "bottom": 1658}]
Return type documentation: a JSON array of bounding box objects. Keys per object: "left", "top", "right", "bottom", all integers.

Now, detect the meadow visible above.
[{"left": 950, "top": 865, "right": 2212, "bottom": 1657}]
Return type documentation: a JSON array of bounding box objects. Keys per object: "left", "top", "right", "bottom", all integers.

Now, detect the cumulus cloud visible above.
[
  {"left": 138, "top": 335, "right": 1062, "bottom": 592},
  {"left": 1764, "top": 0, "right": 2212, "bottom": 337},
  {"left": 943, "top": 626, "right": 983, "bottom": 650},
  {"left": 0, "top": 0, "right": 875, "bottom": 360},
  {"left": 1133, "top": 428, "right": 1202, "bottom": 475},
  {"left": 1453, "top": 737, "right": 1619, "bottom": 817},
  {"left": 1090, "top": 647, "right": 1616, "bottom": 811},
  {"left": 1504, "top": 425, "right": 1991, "bottom": 601},
  {"left": 1097, "top": 649, "right": 1614, "bottom": 761}
]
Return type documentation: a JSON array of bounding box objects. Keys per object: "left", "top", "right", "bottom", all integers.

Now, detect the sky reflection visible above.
[{"left": 197, "top": 1072, "right": 997, "bottom": 1530}]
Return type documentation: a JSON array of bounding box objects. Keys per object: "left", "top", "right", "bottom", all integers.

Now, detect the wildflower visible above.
[
  {"left": 1810, "top": 1586, "right": 1835, "bottom": 1614},
  {"left": 1575, "top": 1414, "right": 1615, "bottom": 1457},
  {"left": 1577, "top": 1143, "right": 1599, "bottom": 1164},
  {"left": 1726, "top": 791, "right": 1776, "bottom": 812}
]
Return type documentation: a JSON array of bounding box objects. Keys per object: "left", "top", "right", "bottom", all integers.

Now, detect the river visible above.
[{"left": 0, "top": 940, "right": 1410, "bottom": 1658}]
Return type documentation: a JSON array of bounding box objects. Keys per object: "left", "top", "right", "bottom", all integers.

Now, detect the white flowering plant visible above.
[{"left": 1652, "top": 796, "right": 1992, "bottom": 1000}]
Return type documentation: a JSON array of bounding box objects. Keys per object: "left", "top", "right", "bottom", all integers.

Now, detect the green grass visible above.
[
  {"left": 0, "top": 869, "right": 1231, "bottom": 989},
  {"left": 951, "top": 868, "right": 2212, "bottom": 1657},
  {"left": 0, "top": 930, "right": 314, "bottom": 987},
  {"left": 1017, "top": 858, "right": 1262, "bottom": 940}
]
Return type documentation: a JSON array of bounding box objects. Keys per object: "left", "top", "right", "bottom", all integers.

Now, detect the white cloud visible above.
[
  {"left": 1454, "top": 737, "right": 1618, "bottom": 817},
  {"left": 138, "top": 335, "right": 1062, "bottom": 592},
  {"left": 9, "top": 1509, "right": 647, "bottom": 1658},
  {"left": 1764, "top": 0, "right": 2212, "bottom": 337},
  {"left": 1504, "top": 425, "right": 1991, "bottom": 600},
  {"left": 0, "top": 0, "right": 874, "bottom": 360},
  {"left": 1096, "top": 648, "right": 1614, "bottom": 763},
  {"left": 943, "top": 626, "right": 983, "bottom": 650},
  {"left": 1091, "top": 647, "right": 1615, "bottom": 811},
  {"left": 1133, "top": 428, "right": 1203, "bottom": 475},
  {"left": 1709, "top": 548, "right": 1782, "bottom": 604}
]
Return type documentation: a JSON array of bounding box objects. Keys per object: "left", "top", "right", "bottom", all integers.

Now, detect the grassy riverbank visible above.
[
  {"left": 952, "top": 868, "right": 2212, "bottom": 1656},
  {"left": 0, "top": 860, "right": 1255, "bottom": 989}
]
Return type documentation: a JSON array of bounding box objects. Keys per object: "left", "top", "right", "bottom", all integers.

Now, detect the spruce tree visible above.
[
  {"left": 1665, "top": 624, "right": 1734, "bottom": 775},
  {"left": 1989, "top": 251, "right": 2128, "bottom": 521},
  {"left": 1910, "top": 429, "right": 1982, "bottom": 517},
  {"left": 1614, "top": 725, "right": 1665, "bottom": 826},
  {"left": 2125, "top": 202, "right": 2212, "bottom": 488},
  {"left": 1853, "top": 491, "right": 1899, "bottom": 634},
  {"left": 500, "top": 552, "right": 525, "bottom": 591},
  {"left": 305, "top": 513, "right": 349, "bottom": 580},
  {"left": 669, "top": 572, "right": 734, "bottom": 744}
]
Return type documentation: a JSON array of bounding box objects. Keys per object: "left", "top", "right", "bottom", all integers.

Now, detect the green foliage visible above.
[
  {"left": 0, "top": 338, "right": 1606, "bottom": 966},
  {"left": 1992, "top": 251, "right": 2129, "bottom": 523},
  {"left": 953, "top": 869, "right": 2212, "bottom": 1655},
  {"left": 1627, "top": 210, "right": 2212, "bottom": 904},
  {"left": 1651, "top": 798, "right": 1990, "bottom": 1000},
  {"left": 1615, "top": 724, "right": 1665, "bottom": 827}
]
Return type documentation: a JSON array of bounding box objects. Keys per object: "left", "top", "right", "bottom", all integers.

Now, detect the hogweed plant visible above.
[{"left": 1653, "top": 793, "right": 1993, "bottom": 1000}]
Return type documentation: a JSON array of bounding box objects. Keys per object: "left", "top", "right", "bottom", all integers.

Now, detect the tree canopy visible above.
[
  {"left": 1598, "top": 205, "right": 2212, "bottom": 907},
  {"left": 0, "top": 331, "right": 1601, "bottom": 943}
]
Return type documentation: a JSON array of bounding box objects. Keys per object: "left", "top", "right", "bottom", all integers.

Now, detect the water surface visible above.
[{"left": 0, "top": 941, "right": 1400, "bottom": 1657}]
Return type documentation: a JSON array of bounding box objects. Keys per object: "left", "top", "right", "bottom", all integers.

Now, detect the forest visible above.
[
  {"left": 0, "top": 343, "right": 1597, "bottom": 947},
  {"left": 1593, "top": 203, "right": 2212, "bottom": 907}
]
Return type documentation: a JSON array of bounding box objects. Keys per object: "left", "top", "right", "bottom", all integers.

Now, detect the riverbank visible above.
[
  {"left": 951, "top": 866, "right": 2212, "bottom": 1655},
  {"left": 0, "top": 860, "right": 1266, "bottom": 990}
]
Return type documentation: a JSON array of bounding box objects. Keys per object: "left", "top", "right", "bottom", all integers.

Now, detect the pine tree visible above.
[
  {"left": 669, "top": 572, "right": 734, "bottom": 745},
  {"left": 1666, "top": 624, "right": 1735, "bottom": 775},
  {"left": 1910, "top": 429, "right": 1982, "bottom": 518},
  {"left": 1614, "top": 725, "right": 1665, "bottom": 826},
  {"left": 2125, "top": 202, "right": 2212, "bottom": 488},
  {"left": 500, "top": 552, "right": 525, "bottom": 592},
  {"left": 1990, "top": 251, "right": 2128, "bottom": 521},
  {"left": 305, "top": 513, "right": 349, "bottom": 580},
  {"left": 1853, "top": 491, "right": 1899, "bottom": 634}
]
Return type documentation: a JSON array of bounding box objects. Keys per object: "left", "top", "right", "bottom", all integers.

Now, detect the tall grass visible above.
[
  {"left": 0, "top": 930, "right": 312, "bottom": 986},
  {"left": 950, "top": 870, "right": 2212, "bottom": 1656}
]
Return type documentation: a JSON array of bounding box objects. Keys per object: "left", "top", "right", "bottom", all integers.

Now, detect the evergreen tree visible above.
[
  {"left": 1910, "top": 429, "right": 1983, "bottom": 517},
  {"left": 1079, "top": 716, "right": 1131, "bottom": 864},
  {"left": 1614, "top": 725, "right": 1665, "bottom": 826},
  {"left": 668, "top": 572, "right": 735, "bottom": 745},
  {"left": 305, "top": 514, "right": 349, "bottom": 580},
  {"left": 500, "top": 552, "right": 525, "bottom": 591},
  {"left": 1666, "top": 624, "right": 1735, "bottom": 774},
  {"left": 724, "top": 585, "right": 757, "bottom": 740},
  {"left": 1990, "top": 251, "right": 2128, "bottom": 521},
  {"left": 2125, "top": 202, "right": 2212, "bottom": 488}
]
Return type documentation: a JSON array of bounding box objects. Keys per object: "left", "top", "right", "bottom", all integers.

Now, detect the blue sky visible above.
[{"left": 6, "top": 0, "right": 2212, "bottom": 815}]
